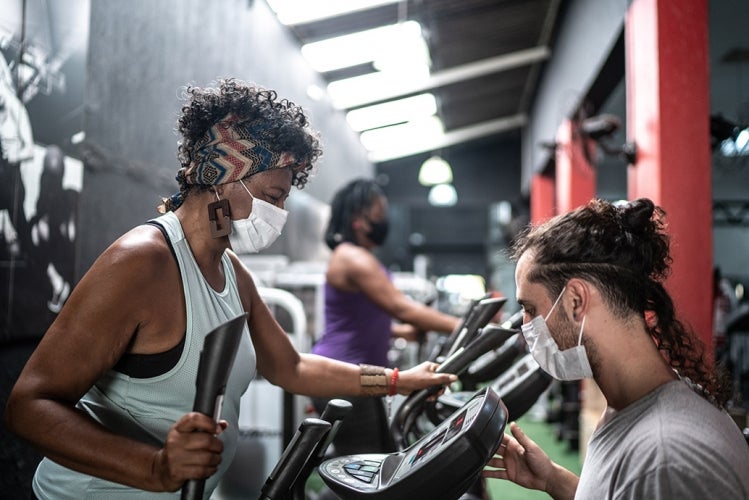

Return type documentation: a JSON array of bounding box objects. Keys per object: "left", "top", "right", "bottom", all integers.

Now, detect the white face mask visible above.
[
  {"left": 521, "top": 287, "right": 593, "bottom": 381},
  {"left": 229, "top": 181, "right": 288, "bottom": 254}
]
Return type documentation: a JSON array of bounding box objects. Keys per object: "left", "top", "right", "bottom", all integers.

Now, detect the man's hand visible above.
[{"left": 483, "top": 422, "right": 554, "bottom": 490}]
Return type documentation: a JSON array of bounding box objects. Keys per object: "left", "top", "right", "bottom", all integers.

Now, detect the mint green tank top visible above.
[{"left": 33, "top": 211, "right": 256, "bottom": 499}]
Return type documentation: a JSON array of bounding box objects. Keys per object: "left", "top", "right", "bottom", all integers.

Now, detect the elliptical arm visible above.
[
  {"left": 444, "top": 297, "right": 506, "bottom": 359},
  {"left": 291, "top": 399, "right": 353, "bottom": 500},
  {"left": 433, "top": 296, "right": 484, "bottom": 362},
  {"left": 462, "top": 308, "right": 525, "bottom": 386},
  {"left": 501, "top": 309, "right": 525, "bottom": 330},
  {"left": 390, "top": 325, "right": 514, "bottom": 449},
  {"left": 259, "top": 418, "right": 332, "bottom": 500},
  {"left": 461, "top": 333, "right": 524, "bottom": 389},
  {"left": 181, "top": 313, "right": 248, "bottom": 500}
]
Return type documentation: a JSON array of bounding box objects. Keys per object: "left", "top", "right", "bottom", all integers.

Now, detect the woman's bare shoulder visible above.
[
  {"left": 78, "top": 224, "right": 177, "bottom": 297},
  {"left": 102, "top": 224, "right": 174, "bottom": 269}
]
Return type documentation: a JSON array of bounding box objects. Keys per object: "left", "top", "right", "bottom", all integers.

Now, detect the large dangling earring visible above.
[{"left": 208, "top": 196, "right": 232, "bottom": 238}]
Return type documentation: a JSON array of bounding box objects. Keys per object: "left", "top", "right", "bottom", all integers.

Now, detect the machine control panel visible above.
[{"left": 319, "top": 387, "right": 507, "bottom": 499}]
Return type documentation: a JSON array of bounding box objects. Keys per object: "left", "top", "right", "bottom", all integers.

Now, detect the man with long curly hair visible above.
[
  {"left": 483, "top": 198, "right": 749, "bottom": 499},
  {"left": 4, "top": 79, "right": 456, "bottom": 499}
]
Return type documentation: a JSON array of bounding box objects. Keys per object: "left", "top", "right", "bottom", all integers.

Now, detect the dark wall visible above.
[
  {"left": 378, "top": 133, "right": 521, "bottom": 206},
  {"left": 708, "top": 0, "right": 749, "bottom": 284},
  {"left": 81, "top": 0, "right": 373, "bottom": 272},
  {"left": 522, "top": 0, "right": 628, "bottom": 192},
  {"left": 375, "top": 132, "right": 522, "bottom": 280}
]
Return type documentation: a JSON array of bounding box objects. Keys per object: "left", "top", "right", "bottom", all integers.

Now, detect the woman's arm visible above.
[
  {"left": 391, "top": 322, "right": 423, "bottom": 342},
  {"left": 232, "top": 253, "right": 456, "bottom": 397}
]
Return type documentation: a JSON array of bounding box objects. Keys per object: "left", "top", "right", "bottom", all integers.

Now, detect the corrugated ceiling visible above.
[{"left": 283, "top": 0, "right": 566, "bottom": 163}]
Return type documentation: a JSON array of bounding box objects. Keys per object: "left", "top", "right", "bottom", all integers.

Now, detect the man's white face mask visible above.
[
  {"left": 521, "top": 287, "right": 593, "bottom": 381},
  {"left": 229, "top": 180, "right": 288, "bottom": 254}
]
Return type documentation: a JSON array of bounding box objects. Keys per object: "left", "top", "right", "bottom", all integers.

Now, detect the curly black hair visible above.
[
  {"left": 163, "top": 78, "right": 322, "bottom": 210},
  {"left": 513, "top": 198, "right": 732, "bottom": 407}
]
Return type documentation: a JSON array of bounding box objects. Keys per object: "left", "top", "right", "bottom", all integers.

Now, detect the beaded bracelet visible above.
[
  {"left": 388, "top": 367, "right": 399, "bottom": 397},
  {"left": 386, "top": 367, "right": 400, "bottom": 418}
]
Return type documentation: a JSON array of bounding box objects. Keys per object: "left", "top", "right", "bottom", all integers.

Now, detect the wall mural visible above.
[
  {"left": 0, "top": 0, "right": 89, "bottom": 343},
  {"left": 1, "top": 2, "right": 91, "bottom": 495}
]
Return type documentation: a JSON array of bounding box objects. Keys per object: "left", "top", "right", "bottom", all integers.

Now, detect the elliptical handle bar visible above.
[
  {"left": 390, "top": 325, "right": 514, "bottom": 449},
  {"left": 439, "top": 324, "right": 516, "bottom": 377},
  {"left": 445, "top": 297, "right": 507, "bottom": 359},
  {"left": 259, "top": 418, "right": 332, "bottom": 500},
  {"left": 501, "top": 309, "right": 525, "bottom": 330},
  {"left": 181, "top": 313, "right": 248, "bottom": 500},
  {"left": 435, "top": 295, "right": 485, "bottom": 361},
  {"left": 291, "top": 399, "right": 354, "bottom": 500}
]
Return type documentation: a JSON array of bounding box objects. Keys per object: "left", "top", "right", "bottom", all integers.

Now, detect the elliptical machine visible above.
[
  {"left": 431, "top": 309, "right": 553, "bottom": 425},
  {"left": 385, "top": 304, "right": 552, "bottom": 500},
  {"left": 314, "top": 298, "right": 514, "bottom": 500},
  {"left": 186, "top": 300, "right": 552, "bottom": 499}
]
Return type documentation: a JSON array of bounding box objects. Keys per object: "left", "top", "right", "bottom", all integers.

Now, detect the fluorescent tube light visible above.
[
  {"left": 346, "top": 93, "right": 437, "bottom": 132},
  {"left": 359, "top": 115, "right": 444, "bottom": 153},
  {"left": 301, "top": 21, "right": 426, "bottom": 74}
]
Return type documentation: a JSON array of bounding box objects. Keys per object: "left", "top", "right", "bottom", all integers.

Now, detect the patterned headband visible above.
[
  {"left": 161, "top": 114, "right": 298, "bottom": 211},
  {"left": 185, "top": 113, "right": 296, "bottom": 185}
]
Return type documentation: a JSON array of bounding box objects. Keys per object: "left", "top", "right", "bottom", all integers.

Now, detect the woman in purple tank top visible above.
[{"left": 312, "top": 179, "right": 459, "bottom": 456}]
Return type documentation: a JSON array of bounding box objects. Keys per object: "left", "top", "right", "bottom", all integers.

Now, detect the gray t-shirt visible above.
[{"left": 576, "top": 380, "right": 749, "bottom": 499}]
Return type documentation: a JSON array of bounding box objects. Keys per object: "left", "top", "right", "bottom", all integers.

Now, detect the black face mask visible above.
[{"left": 366, "top": 218, "right": 389, "bottom": 245}]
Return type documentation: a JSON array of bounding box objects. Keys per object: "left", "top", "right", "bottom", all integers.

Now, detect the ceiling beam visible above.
[
  {"left": 333, "top": 46, "right": 551, "bottom": 110},
  {"left": 368, "top": 113, "right": 527, "bottom": 163}
]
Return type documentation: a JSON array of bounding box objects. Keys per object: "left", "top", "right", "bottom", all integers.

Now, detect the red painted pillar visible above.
[
  {"left": 555, "top": 119, "right": 596, "bottom": 214},
  {"left": 530, "top": 171, "right": 556, "bottom": 223},
  {"left": 626, "top": 0, "right": 712, "bottom": 350}
]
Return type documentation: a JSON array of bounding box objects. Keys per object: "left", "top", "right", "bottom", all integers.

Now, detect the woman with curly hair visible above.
[
  {"left": 4, "top": 79, "right": 456, "bottom": 499},
  {"left": 482, "top": 197, "right": 749, "bottom": 499}
]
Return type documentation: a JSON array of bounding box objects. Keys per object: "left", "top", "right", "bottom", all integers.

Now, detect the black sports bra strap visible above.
[
  {"left": 112, "top": 219, "right": 185, "bottom": 378},
  {"left": 146, "top": 220, "right": 178, "bottom": 263}
]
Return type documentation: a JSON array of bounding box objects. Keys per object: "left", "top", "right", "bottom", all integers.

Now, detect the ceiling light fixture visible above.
[
  {"left": 301, "top": 21, "right": 427, "bottom": 74},
  {"left": 368, "top": 114, "right": 527, "bottom": 163},
  {"left": 428, "top": 183, "right": 458, "bottom": 207},
  {"left": 720, "top": 127, "right": 749, "bottom": 157},
  {"left": 346, "top": 93, "right": 437, "bottom": 132},
  {"left": 418, "top": 155, "right": 453, "bottom": 186},
  {"left": 359, "top": 115, "right": 444, "bottom": 154},
  {"left": 331, "top": 47, "right": 550, "bottom": 110}
]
